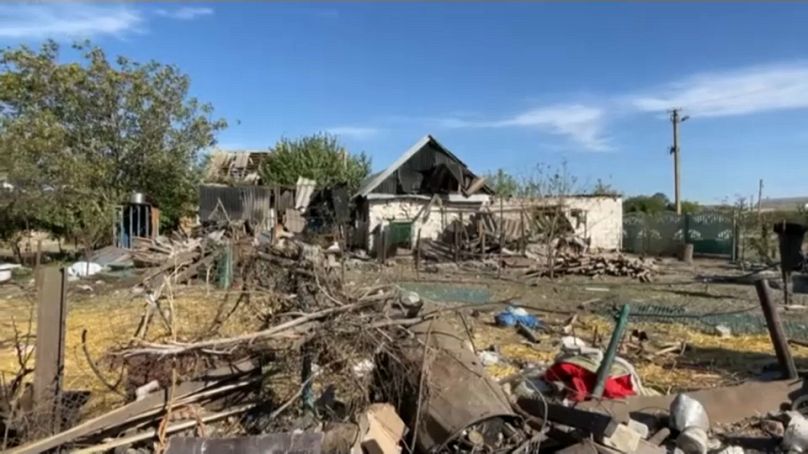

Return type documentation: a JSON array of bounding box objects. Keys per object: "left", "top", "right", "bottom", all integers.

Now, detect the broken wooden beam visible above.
[{"left": 755, "top": 278, "right": 798, "bottom": 379}]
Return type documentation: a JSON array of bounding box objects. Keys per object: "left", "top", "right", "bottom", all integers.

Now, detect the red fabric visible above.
[{"left": 544, "top": 362, "right": 636, "bottom": 401}]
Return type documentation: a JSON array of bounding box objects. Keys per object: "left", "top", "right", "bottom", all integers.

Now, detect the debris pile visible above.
[
  {"left": 4, "top": 229, "right": 795, "bottom": 454},
  {"left": 526, "top": 252, "right": 658, "bottom": 281},
  {"left": 130, "top": 222, "right": 243, "bottom": 291},
  {"left": 6, "top": 235, "right": 537, "bottom": 453}
]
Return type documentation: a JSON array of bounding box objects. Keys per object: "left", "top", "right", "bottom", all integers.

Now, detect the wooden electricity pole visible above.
[{"left": 670, "top": 109, "right": 688, "bottom": 215}]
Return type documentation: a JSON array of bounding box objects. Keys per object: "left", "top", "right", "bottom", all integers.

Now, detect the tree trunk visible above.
[{"left": 10, "top": 240, "right": 23, "bottom": 265}]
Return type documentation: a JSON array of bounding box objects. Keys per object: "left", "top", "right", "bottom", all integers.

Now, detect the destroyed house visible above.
[{"left": 352, "top": 134, "right": 494, "bottom": 255}]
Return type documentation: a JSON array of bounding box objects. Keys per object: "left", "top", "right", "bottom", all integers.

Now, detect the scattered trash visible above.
[
  {"left": 602, "top": 422, "right": 641, "bottom": 453},
  {"left": 399, "top": 290, "right": 421, "bottom": 306},
  {"left": 360, "top": 404, "right": 406, "bottom": 454},
  {"left": 67, "top": 261, "right": 103, "bottom": 278},
  {"left": 714, "top": 324, "right": 732, "bottom": 338},
  {"left": 627, "top": 418, "right": 650, "bottom": 439},
  {"left": 784, "top": 411, "right": 808, "bottom": 453},
  {"left": 495, "top": 306, "right": 540, "bottom": 329},
  {"left": 479, "top": 350, "right": 501, "bottom": 366},
  {"left": 544, "top": 358, "right": 637, "bottom": 401},
  {"left": 671, "top": 394, "right": 711, "bottom": 454},
  {"left": 560, "top": 335, "right": 589, "bottom": 350},
  {"left": 4, "top": 214, "right": 800, "bottom": 454},
  {"left": 352, "top": 359, "right": 375, "bottom": 378}
]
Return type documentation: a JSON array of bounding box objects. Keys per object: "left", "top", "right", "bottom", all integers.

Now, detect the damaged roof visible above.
[
  {"left": 354, "top": 134, "right": 493, "bottom": 198},
  {"left": 205, "top": 149, "right": 272, "bottom": 184}
]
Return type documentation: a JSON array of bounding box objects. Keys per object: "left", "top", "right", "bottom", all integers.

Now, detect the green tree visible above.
[
  {"left": 679, "top": 201, "right": 701, "bottom": 214},
  {"left": 484, "top": 169, "right": 519, "bottom": 197},
  {"left": 0, "top": 40, "right": 225, "bottom": 253},
  {"left": 623, "top": 193, "right": 670, "bottom": 214},
  {"left": 260, "top": 133, "right": 371, "bottom": 191}
]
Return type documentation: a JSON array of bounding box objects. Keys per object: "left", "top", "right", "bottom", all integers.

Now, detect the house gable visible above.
[{"left": 354, "top": 135, "right": 492, "bottom": 198}]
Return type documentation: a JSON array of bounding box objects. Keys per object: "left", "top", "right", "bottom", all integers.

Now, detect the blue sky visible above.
[{"left": 2, "top": 3, "right": 808, "bottom": 203}]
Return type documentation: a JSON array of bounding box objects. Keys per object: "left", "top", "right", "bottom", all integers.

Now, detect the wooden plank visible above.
[
  {"left": 166, "top": 433, "right": 324, "bottom": 454},
  {"left": 10, "top": 361, "right": 257, "bottom": 454},
  {"left": 33, "top": 266, "right": 67, "bottom": 437}
]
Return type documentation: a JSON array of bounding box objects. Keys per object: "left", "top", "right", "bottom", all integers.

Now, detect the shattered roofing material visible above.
[{"left": 353, "top": 134, "right": 490, "bottom": 198}]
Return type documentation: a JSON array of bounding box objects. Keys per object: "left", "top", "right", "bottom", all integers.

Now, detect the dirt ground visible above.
[
  {"left": 0, "top": 254, "right": 804, "bottom": 417},
  {"left": 345, "top": 255, "right": 808, "bottom": 392}
]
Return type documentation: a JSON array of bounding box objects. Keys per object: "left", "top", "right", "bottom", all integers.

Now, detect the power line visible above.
[{"left": 661, "top": 86, "right": 775, "bottom": 112}]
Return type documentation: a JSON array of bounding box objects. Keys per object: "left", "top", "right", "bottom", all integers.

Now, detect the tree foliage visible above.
[
  {"left": 260, "top": 133, "right": 371, "bottom": 191},
  {"left": 623, "top": 193, "right": 671, "bottom": 214},
  {"left": 623, "top": 193, "right": 701, "bottom": 214},
  {"left": 0, "top": 40, "right": 225, "bottom": 253},
  {"left": 484, "top": 169, "right": 519, "bottom": 198},
  {"left": 485, "top": 164, "right": 589, "bottom": 199}
]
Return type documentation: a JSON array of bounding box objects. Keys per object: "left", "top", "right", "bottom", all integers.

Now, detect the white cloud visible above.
[
  {"left": 629, "top": 62, "right": 808, "bottom": 117},
  {"left": 442, "top": 104, "right": 611, "bottom": 152},
  {"left": 154, "top": 7, "right": 214, "bottom": 21},
  {"left": 326, "top": 126, "right": 381, "bottom": 139},
  {"left": 438, "top": 61, "right": 808, "bottom": 152},
  {"left": 0, "top": 4, "right": 143, "bottom": 39}
]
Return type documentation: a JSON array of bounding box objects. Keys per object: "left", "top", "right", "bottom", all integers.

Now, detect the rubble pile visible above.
[
  {"left": 418, "top": 221, "right": 656, "bottom": 281},
  {"left": 6, "top": 233, "right": 537, "bottom": 453}
]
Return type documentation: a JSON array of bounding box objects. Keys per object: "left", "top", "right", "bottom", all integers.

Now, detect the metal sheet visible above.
[
  {"left": 199, "top": 185, "right": 272, "bottom": 230},
  {"left": 295, "top": 177, "right": 316, "bottom": 210},
  {"left": 396, "top": 316, "right": 518, "bottom": 453},
  {"left": 577, "top": 379, "right": 804, "bottom": 426}
]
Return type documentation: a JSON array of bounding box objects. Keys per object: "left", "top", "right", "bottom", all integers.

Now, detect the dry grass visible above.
[
  {"left": 471, "top": 311, "right": 808, "bottom": 393},
  {"left": 0, "top": 285, "right": 265, "bottom": 416}
]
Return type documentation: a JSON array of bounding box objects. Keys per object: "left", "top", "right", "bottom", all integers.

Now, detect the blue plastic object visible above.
[{"left": 495, "top": 306, "right": 540, "bottom": 329}]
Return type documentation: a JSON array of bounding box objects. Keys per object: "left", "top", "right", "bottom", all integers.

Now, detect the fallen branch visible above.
[
  {"left": 81, "top": 330, "right": 125, "bottom": 398},
  {"left": 116, "top": 300, "right": 375, "bottom": 357}
]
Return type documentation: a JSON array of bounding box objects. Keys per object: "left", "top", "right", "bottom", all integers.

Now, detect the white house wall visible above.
[
  {"left": 490, "top": 196, "right": 623, "bottom": 251},
  {"left": 366, "top": 198, "right": 486, "bottom": 252},
  {"left": 365, "top": 195, "right": 622, "bottom": 252},
  {"left": 564, "top": 197, "right": 622, "bottom": 250}
]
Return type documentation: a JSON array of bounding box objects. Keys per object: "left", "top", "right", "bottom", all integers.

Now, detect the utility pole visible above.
[
  {"left": 757, "top": 179, "right": 764, "bottom": 216},
  {"left": 669, "top": 109, "right": 689, "bottom": 215}
]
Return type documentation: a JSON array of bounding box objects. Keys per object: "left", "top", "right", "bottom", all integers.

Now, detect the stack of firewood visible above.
[{"left": 526, "top": 252, "right": 657, "bottom": 282}]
